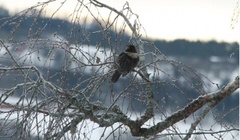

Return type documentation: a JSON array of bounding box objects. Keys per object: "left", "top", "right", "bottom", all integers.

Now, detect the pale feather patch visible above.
[{"left": 125, "top": 52, "right": 139, "bottom": 58}]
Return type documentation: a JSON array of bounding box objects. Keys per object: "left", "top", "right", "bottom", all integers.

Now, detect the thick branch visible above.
[
  {"left": 128, "top": 76, "right": 239, "bottom": 137},
  {"left": 62, "top": 77, "right": 238, "bottom": 138},
  {"left": 183, "top": 103, "right": 215, "bottom": 140}
]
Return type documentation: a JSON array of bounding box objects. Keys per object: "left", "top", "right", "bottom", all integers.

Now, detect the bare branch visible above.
[{"left": 126, "top": 76, "right": 239, "bottom": 137}]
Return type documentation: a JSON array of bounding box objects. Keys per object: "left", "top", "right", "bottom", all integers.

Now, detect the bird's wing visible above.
[{"left": 117, "top": 52, "right": 132, "bottom": 72}]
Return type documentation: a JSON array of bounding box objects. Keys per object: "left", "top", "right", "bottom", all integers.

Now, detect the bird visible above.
[{"left": 111, "top": 45, "right": 139, "bottom": 83}]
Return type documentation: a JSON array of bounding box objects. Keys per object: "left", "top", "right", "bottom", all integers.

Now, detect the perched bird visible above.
[{"left": 111, "top": 45, "right": 139, "bottom": 83}]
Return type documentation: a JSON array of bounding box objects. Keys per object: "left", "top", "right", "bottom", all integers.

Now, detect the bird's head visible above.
[{"left": 125, "top": 45, "right": 137, "bottom": 53}]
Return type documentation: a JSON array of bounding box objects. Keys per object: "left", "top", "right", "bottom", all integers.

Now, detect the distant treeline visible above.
[{"left": 154, "top": 39, "right": 239, "bottom": 58}]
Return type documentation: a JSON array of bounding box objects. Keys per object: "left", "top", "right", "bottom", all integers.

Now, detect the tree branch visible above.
[
  {"left": 127, "top": 76, "right": 239, "bottom": 137},
  {"left": 57, "top": 76, "right": 238, "bottom": 138}
]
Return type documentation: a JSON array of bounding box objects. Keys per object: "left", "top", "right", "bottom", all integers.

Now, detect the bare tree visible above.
[{"left": 0, "top": 0, "right": 239, "bottom": 139}]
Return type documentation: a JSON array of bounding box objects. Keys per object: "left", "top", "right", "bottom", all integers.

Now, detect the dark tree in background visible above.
[{"left": 0, "top": 0, "right": 239, "bottom": 139}]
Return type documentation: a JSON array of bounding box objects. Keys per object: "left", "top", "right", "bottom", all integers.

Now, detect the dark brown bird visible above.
[{"left": 111, "top": 45, "right": 139, "bottom": 83}]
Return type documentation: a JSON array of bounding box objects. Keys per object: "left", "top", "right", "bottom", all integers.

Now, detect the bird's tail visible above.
[{"left": 111, "top": 70, "right": 121, "bottom": 83}]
